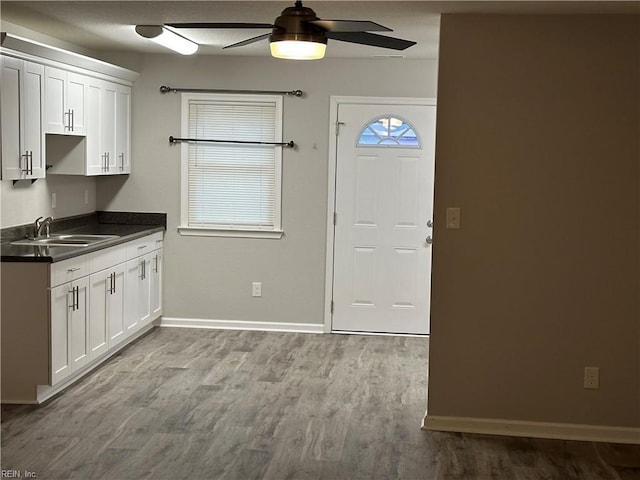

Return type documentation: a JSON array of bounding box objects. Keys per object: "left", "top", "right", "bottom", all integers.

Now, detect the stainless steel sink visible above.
[{"left": 11, "top": 234, "right": 119, "bottom": 247}]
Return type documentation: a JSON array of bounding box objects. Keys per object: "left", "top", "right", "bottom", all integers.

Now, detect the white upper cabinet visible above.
[
  {"left": 1, "top": 56, "right": 46, "bottom": 181},
  {"left": 115, "top": 85, "right": 131, "bottom": 174},
  {"left": 45, "top": 66, "right": 87, "bottom": 136},
  {"left": 58, "top": 77, "right": 130, "bottom": 176},
  {"left": 85, "top": 79, "right": 103, "bottom": 175},
  {"left": 2, "top": 34, "right": 138, "bottom": 180}
]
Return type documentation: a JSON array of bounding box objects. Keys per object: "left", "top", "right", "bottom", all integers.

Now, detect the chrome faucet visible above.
[{"left": 34, "top": 216, "right": 54, "bottom": 238}]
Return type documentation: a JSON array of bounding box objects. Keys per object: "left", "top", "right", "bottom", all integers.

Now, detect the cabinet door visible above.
[
  {"left": 115, "top": 85, "right": 131, "bottom": 174},
  {"left": 50, "top": 283, "right": 72, "bottom": 384},
  {"left": 150, "top": 249, "right": 163, "bottom": 320},
  {"left": 139, "top": 254, "right": 152, "bottom": 326},
  {"left": 89, "top": 270, "right": 110, "bottom": 360},
  {"left": 101, "top": 82, "right": 117, "bottom": 173},
  {"left": 69, "top": 277, "right": 90, "bottom": 372},
  {"left": 108, "top": 265, "right": 126, "bottom": 347},
  {"left": 85, "top": 80, "right": 103, "bottom": 175},
  {"left": 66, "top": 72, "right": 86, "bottom": 135},
  {"left": 45, "top": 66, "right": 67, "bottom": 134},
  {"left": 124, "top": 256, "right": 152, "bottom": 334},
  {"left": 1, "top": 56, "right": 23, "bottom": 180},
  {"left": 1, "top": 58, "right": 44, "bottom": 181},
  {"left": 45, "top": 68, "right": 86, "bottom": 136},
  {"left": 124, "top": 258, "right": 141, "bottom": 335},
  {"left": 23, "top": 62, "right": 45, "bottom": 178}
]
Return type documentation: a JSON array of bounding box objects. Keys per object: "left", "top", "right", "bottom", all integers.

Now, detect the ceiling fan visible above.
[{"left": 142, "top": 0, "right": 416, "bottom": 59}]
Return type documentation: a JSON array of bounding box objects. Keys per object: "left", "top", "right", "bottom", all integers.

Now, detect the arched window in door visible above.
[{"left": 357, "top": 115, "right": 421, "bottom": 147}]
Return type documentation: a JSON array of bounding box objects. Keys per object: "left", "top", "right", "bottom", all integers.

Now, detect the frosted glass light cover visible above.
[
  {"left": 135, "top": 25, "right": 198, "bottom": 55},
  {"left": 270, "top": 40, "right": 326, "bottom": 60}
]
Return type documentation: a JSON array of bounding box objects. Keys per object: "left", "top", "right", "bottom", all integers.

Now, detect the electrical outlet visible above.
[
  {"left": 584, "top": 367, "right": 600, "bottom": 389},
  {"left": 51, "top": 192, "right": 57, "bottom": 209},
  {"left": 252, "top": 282, "right": 262, "bottom": 297},
  {"left": 446, "top": 207, "right": 460, "bottom": 229}
]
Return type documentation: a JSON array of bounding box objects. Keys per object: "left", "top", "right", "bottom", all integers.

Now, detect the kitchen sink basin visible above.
[{"left": 11, "top": 234, "right": 119, "bottom": 247}]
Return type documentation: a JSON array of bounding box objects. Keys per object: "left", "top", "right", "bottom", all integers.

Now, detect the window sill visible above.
[{"left": 178, "top": 226, "right": 284, "bottom": 239}]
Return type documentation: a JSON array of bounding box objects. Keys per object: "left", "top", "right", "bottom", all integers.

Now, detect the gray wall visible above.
[
  {"left": 428, "top": 14, "right": 639, "bottom": 428},
  {"left": 1, "top": 175, "right": 96, "bottom": 228},
  {"left": 96, "top": 53, "right": 438, "bottom": 325}
]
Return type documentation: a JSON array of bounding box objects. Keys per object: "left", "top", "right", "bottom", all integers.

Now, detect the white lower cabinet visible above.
[
  {"left": 124, "top": 257, "right": 147, "bottom": 334},
  {"left": 48, "top": 232, "right": 163, "bottom": 388},
  {"left": 89, "top": 264, "right": 125, "bottom": 358},
  {"left": 107, "top": 266, "right": 127, "bottom": 347},
  {"left": 151, "top": 249, "right": 163, "bottom": 319},
  {"left": 124, "top": 234, "right": 163, "bottom": 335},
  {"left": 50, "top": 276, "right": 90, "bottom": 385}
]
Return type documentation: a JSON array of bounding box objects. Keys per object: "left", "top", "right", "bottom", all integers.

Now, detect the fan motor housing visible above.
[{"left": 270, "top": 3, "right": 327, "bottom": 45}]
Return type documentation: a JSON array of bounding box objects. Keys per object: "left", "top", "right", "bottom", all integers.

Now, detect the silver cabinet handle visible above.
[
  {"left": 67, "top": 267, "right": 81, "bottom": 273},
  {"left": 68, "top": 289, "right": 75, "bottom": 310},
  {"left": 68, "top": 285, "right": 79, "bottom": 310},
  {"left": 107, "top": 272, "right": 114, "bottom": 294},
  {"left": 29, "top": 151, "right": 33, "bottom": 175},
  {"left": 119, "top": 153, "right": 125, "bottom": 170},
  {"left": 426, "top": 236, "right": 433, "bottom": 245},
  {"left": 138, "top": 245, "right": 148, "bottom": 250},
  {"left": 153, "top": 254, "right": 158, "bottom": 273},
  {"left": 21, "top": 152, "right": 29, "bottom": 174},
  {"left": 427, "top": 220, "right": 433, "bottom": 228},
  {"left": 70, "top": 109, "right": 75, "bottom": 132}
]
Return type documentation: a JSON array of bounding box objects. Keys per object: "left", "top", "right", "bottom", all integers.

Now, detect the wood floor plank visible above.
[{"left": 2, "top": 328, "right": 639, "bottom": 480}]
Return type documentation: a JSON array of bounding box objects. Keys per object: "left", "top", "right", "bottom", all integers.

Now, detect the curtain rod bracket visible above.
[{"left": 160, "top": 85, "right": 303, "bottom": 97}]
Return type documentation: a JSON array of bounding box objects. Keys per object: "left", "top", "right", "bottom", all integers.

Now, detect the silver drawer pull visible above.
[
  {"left": 67, "top": 267, "right": 81, "bottom": 273},
  {"left": 138, "top": 245, "right": 148, "bottom": 249}
]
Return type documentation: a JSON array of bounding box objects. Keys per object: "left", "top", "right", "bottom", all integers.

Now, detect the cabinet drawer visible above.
[
  {"left": 126, "top": 232, "right": 163, "bottom": 260},
  {"left": 51, "top": 256, "right": 89, "bottom": 287},
  {"left": 89, "top": 243, "right": 127, "bottom": 273}
]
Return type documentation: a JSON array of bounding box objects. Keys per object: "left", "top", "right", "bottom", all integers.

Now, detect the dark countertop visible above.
[{"left": 1, "top": 212, "right": 166, "bottom": 263}]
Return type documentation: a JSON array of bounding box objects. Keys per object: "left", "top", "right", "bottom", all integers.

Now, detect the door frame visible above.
[{"left": 324, "top": 96, "right": 437, "bottom": 333}]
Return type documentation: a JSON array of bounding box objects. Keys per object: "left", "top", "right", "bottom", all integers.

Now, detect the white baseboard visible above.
[
  {"left": 160, "top": 317, "right": 325, "bottom": 334},
  {"left": 422, "top": 415, "right": 640, "bottom": 445}
]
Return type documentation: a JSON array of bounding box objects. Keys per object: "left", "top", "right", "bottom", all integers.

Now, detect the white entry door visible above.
[{"left": 331, "top": 100, "right": 436, "bottom": 335}]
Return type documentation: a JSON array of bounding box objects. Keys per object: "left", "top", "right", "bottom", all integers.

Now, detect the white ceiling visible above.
[{"left": 1, "top": 1, "right": 638, "bottom": 59}]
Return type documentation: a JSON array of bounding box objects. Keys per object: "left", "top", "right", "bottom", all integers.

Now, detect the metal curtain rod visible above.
[
  {"left": 169, "top": 136, "right": 295, "bottom": 148},
  {"left": 160, "top": 85, "right": 303, "bottom": 97}
]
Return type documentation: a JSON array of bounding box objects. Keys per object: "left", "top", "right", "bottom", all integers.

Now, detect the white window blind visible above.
[{"left": 181, "top": 94, "right": 283, "bottom": 236}]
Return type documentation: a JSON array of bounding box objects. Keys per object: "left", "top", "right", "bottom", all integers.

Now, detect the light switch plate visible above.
[{"left": 446, "top": 207, "right": 460, "bottom": 229}]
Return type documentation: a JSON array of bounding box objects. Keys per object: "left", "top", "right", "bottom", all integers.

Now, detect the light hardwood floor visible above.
[{"left": 1, "top": 328, "right": 638, "bottom": 479}]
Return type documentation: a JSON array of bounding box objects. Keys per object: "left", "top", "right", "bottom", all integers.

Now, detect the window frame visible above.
[
  {"left": 356, "top": 114, "right": 422, "bottom": 148},
  {"left": 178, "top": 93, "right": 284, "bottom": 239}
]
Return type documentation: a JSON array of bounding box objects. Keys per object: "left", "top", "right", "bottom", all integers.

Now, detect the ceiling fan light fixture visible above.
[
  {"left": 135, "top": 25, "right": 198, "bottom": 55},
  {"left": 270, "top": 39, "right": 326, "bottom": 60}
]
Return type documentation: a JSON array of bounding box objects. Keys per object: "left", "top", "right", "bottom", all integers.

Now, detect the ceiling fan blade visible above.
[
  {"left": 308, "top": 20, "right": 392, "bottom": 33},
  {"left": 223, "top": 33, "right": 271, "bottom": 49},
  {"left": 326, "top": 31, "right": 416, "bottom": 51},
  {"left": 166, "top": 22, "right": 274, "bottom": 29}
]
